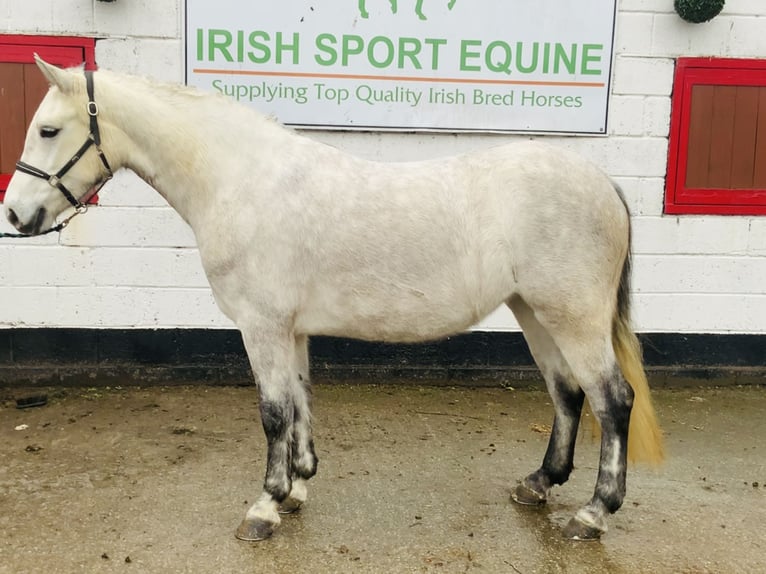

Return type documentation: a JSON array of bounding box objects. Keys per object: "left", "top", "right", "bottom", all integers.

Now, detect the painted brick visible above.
[
  {"left": 569, "top": 136, "right": 668, "bottom": 177},
  {"left": 747, "top": 219, "right": 766, "bottom": 256},
  {"left": 94, "top": 0, "right": 179, "bottom": 39},
  {"left": 0, "top": 329, "right": 9, "bottom": 363},
  {"left": 0, "top": 286, "right": 226, "bottom": 328},
  {"left": 12, "top": 328, "right": 98, "bottom": 363},
  {"left": 59, "top": 207, "right": 196, "bottom": 248},
  {"left": 50, "top": 0, "right": 93, "bottom": 34},
  {"left": 643, "top": 96, "right": 671, "bottom": 136},
  {"left": 634, "top": 293, "right": 766, "bottom": 334},
  {"left": 0, "top": 246, "right": 92, "bottom": 287},
  {"left": 5, "top": 2, "right": 53, "bottom": 33},
  {"left": 608, "top": 96, "right": 645, "bottom": 136},
  {"left": 633, "top": 255, "right": 766, "bottom": 294},
  {"left": 651, "top": 14, "right": 764, "bottom": 58},
  {"left": 0, "top": 245, "right": 207, "bottom": 289},
  {"left": 609, "top": 95, "right": 670, "bottom": 137},
  {"left": 615, "top": 12, "right": 654, "bottom": 55},
  {"left": 89, "top": 248, "right": 209, "bottom": 288},
  {"left": 611, "top": 177, "right": 665, "bottom": 216},
  {"left": 727, "top": 18, "right": 766, "bottom": 58},
  {"left": 97, "top": 38, "right": 183, "bottom": 83},
  {"left": 97, "top": 172, "right": 170, "bottom": 208},
  {"left": 620, "top": 0, "right": 673, "bottom": 12},
  {"left": 474, "top": 305, "right": 519, "bottom": 332},
  {"left": 0, "top": 230, "right": 58, "bottom": 247},
  {"left": 612, "top": 56, "right": 675, "bottom": 96},
  {"left": 632, "top": 216, "right": 752, "bottom": 255},
  {"left": 724, "top": 1, "right": 766, "bottom": 16}
]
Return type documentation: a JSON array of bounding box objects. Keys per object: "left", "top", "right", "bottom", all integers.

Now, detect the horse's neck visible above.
[{"left": 99, "top": 72, "right": 277, "bottom": 227}]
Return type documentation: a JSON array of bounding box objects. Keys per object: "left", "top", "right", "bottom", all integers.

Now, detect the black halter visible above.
[{"left": 1, "top": 70, "right": 113, "bottom": 238}]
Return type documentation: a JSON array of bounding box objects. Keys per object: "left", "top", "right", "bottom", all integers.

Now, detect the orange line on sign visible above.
[{"left": 192, "top": 68, "right": 604, "bottom": 88}]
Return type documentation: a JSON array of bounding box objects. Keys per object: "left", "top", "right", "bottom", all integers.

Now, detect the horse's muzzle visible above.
[{"left": 6, "top": 206, "right": 47, "bottom": 236}]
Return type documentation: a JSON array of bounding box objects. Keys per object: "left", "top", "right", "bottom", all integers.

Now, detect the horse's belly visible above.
[
  {"left": 297, "top": 305, "right": 476, "bottom": 342},
  {"left": 295, "top": 281, "right": 504, "bottom": 343}
]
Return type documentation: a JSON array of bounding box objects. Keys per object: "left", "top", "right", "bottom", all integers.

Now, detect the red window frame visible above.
[
  {"left": 0, "top": 35, "right": 96, "bottom": 201},
  {"left": 666, "top": 57, "right": 766, "bottom": 215}
]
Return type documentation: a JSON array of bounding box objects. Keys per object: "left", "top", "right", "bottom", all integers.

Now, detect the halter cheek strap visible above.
[{"left": 2, "top": 70, "right": 113, "bottom": 238}]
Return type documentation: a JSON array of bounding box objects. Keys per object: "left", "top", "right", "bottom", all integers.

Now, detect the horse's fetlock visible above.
[
  {"left": 597, "top": 486, "right": 625, "bottom": 514},
  {"left": 294, "top": 453, "right": 318, "bottom": 480},
  {"left": 293, "top": 439, "right": 318, "bottom": 479},
  {"left": 547, "top": 463, "right": 574, "bottom": 487},
  {"left": 265, "top": 478, "right": 292, "bottom": 503},
  {"left": 524, "top": 469, "right": 552, "bottom": 495}
]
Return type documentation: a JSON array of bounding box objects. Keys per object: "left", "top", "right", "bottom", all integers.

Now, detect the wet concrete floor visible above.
[{"left": 1, "top": 384, "right": 764, "bottom": 574}]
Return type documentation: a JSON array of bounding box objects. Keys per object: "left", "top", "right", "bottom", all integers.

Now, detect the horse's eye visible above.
[{"left": 40, "top": 127, "right": 60, "bottom": 138}]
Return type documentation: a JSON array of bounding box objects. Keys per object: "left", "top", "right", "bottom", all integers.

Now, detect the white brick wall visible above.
[{"left": 1, "top": 0, "right": 765, "bottom": 334}]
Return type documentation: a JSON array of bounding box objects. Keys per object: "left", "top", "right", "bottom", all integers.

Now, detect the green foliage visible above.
[{"left": 674, "top": 0, "right": 725, "bottom": 23}]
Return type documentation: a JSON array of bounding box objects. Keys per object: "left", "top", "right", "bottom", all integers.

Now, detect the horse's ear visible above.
[{"left": 34, "top": 54, "right": 77, "bottom": 94}]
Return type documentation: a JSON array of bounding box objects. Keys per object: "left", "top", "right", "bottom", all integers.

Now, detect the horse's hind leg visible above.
[
  {"left": 508, "top": 297, "right": 585, "bottom": 506},
  {"left": 545, "top": 317, "right": 633, "bottom": 540},
  {"left": 236, "top": 328, "right": 303, "bottom": 541},
  {"left": 561, "top": 346, "right": 632, "bottom": 540},
  {"left": 279, "top": 335, "right": 318, "bottom": 514},
  {"left": 510, "top": 294, "right": 634, "bottom": 540}
]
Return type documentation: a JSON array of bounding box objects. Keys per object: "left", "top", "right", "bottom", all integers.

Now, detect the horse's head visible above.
[{"left": 4, "top": 56, "right": 112, "bottom": 235}]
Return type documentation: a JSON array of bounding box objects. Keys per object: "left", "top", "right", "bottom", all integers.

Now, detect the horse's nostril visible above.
[{"left": 7, "top": 208, "right": 19, "bottom": 227}]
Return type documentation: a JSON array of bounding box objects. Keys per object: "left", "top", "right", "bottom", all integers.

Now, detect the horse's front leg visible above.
[
  {"left": 279, "top": 335, "right": 318, "bottom": 515},
  {"left": 236, "top": 329, "right": 300, "bottom": 541}
]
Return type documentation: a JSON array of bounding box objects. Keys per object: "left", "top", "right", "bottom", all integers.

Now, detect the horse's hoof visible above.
[
  {"left": 235, "top": 518, "right": 275, "bottom": 541},
  {"left": 511, "top": 483, "right": 547, "bottom": 506},
  {"left": 278, "top": 497, "right": 303, "bottom": 515},
  {"left": 562, "top": 516, "right": 604, "bottom": 541}
]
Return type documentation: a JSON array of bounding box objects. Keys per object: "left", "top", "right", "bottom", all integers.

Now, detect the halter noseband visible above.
[{"left": 2, "top": 70, "right": 113, "bottom": 238}]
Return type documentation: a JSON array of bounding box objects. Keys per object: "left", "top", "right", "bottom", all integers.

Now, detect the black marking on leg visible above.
[
  {"left": 291, "top": 437, "right": 318, "bottom": 480},
  {"left": 593, "top": 367, "right": 633, "bottom": 515},
  {"left": 260, "top": 400, "right": 293, "bottom": 502},
  {"left": 541, "top": 376, "right": 585, "bottom": 486},
  {"left": 291, "top": 402, "right": 318, "bottom": 480},
  {"left": 290, "top": 369, "right": 318, "bottom": 481}
]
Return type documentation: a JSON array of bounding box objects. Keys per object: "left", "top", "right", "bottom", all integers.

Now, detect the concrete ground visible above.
[{"left": 1, "top": 383, "right": 764, "bottom": 574}]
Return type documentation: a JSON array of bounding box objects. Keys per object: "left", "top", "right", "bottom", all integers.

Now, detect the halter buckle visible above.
[
  {"left": 87, "top": 101, "right": 99, "bottom": 117},
  {"left": 75, "top": 204, "right": 89, "bottom": 215},
  {"left": 48, "top": 175, "right": 60, "bottom": 188}
]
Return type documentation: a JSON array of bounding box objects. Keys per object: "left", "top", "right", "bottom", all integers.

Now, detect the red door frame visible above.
[
  {"left": 0, "top": 35, "right": 96, "bottom": 200},
  {"left": 666, "top": 57, "right": 766, "bottom": 216}
]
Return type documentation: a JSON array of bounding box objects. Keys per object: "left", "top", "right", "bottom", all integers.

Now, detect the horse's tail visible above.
[{"left": 612, "top": 184, "right": 665, "bottom": 466}]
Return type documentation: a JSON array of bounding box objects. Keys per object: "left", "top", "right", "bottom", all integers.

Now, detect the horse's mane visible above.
[
  {"left": 99, "top": 68, "right": 220, "bottom": 101},
  {"left": 94, "top": 68, "right": 285, "bottom": 128}
]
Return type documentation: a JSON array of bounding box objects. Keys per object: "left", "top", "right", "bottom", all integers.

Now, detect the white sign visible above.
[{"left": 185, "top": 0, "right": 617, "bottom": 134}]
